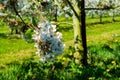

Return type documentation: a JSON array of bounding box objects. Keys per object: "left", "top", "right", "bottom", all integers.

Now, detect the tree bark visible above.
[
  {"left": 72, "top": 2, "right": 84, "bottom": 63},
  {"left": 73, "top": 14, "right": 83, "bottom": 52},
  {"left": 80, "top": 0, "right": 88, "bottom": 66}
]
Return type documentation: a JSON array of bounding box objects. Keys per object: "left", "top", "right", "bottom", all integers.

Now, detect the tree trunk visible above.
[
  {"left": 72, "top": 3, "right": 83, "bottom": 63},
  {"left": 73, "top": 14, "right": 83, "bottom": 51},
  {"left": 100, "top": 11, "right": 103, "bottom": 23},
  {"left": 80, "top": 0, "right": 88, "bottom": 66},
  {"left": 72, "top": 0, "right": 88, "bottom": 66},
  {"left": 58, "top": 0, "right": 88, "bottom": 66},
  {"left": 112, "top": 9, "right": 115, "bottom": 22}
]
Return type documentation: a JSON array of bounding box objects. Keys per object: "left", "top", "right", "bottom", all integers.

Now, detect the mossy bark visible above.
[{"left": 72, "top": 3, "right": 83, "bottom": 61}]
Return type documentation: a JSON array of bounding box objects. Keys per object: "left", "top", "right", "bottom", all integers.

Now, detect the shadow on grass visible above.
[
  {"left": 0, "top": 33, "right": 21, "bottom": 39},
  {"left": 86, "top": 20, "right": 120, "bottom": 27},
  {"left": 0, "top": 33, "right": 8, "bottom": 39},
  {"left": 18, "top": 60, "right": 120, "bottom": 79},
  {"left": 0, "top": 57, "right": 120, "bottom": 80},
  {"left": 76, "top": 65, "right": 120, "bottom": 79},
  {"left": 57, "top": 25, "right": 73, "bottom": 32},
  {"left": 58, "top": 20, "right": 120, "bottom": 30}
]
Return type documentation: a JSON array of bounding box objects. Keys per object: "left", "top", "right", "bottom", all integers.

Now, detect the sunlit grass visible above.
[
  {"left": 1, "top": 16, "right": 120, "bottom": 60},
  {"left": 0, "top": 38, "right": 35, "bottom": 54},
  {"left": 0, "top": 16, "right": 120, "bottom": 79},
  {"left": 0, "top": 25, "right": 37, "bottom": 69}
]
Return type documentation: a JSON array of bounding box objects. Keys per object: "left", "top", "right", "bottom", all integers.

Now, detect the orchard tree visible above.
[
  {"left": 24, "top": 0, "right": 88, "bottom": 65},
  {"left": 1, "top": 0, "right": 88, "bottom": 65},
  {"left": 2, "top": 0, "right": 120, "bottom": 66},
  {"left": 55, "top": 0, "right": 88, "bottom": 66},
  {"left": 85, "top": 0, "right": 120, "bottom": 22}
]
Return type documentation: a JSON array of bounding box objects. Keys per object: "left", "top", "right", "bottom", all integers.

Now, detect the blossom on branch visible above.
[{"left": 32, "top": 20, "right": 64, "bottom": 62}]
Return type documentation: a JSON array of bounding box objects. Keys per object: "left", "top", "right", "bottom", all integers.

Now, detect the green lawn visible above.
[
  {"left": 0, "top": 25, "right": 36, "bottom": 67},
  {"left": 0, "top": 16, "right": 120, "bottom": 79}
]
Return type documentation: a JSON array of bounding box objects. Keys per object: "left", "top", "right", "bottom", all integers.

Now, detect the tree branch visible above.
[{"left": 66, "top": 0, "right": 79, "bottom": 20}]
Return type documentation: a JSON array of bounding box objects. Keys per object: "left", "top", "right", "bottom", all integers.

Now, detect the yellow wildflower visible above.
[
  {"left": 106, "top": 69, "right": 110, "bottom": 72},
  {"left": 111, "top": 61, "right": 116, "bottom": 65},
  {"left": 88, "top": 77, "right": 93, "bottom": 80},
  {"left": 62, "top": 57, "right": 66, "bottom": 61}
]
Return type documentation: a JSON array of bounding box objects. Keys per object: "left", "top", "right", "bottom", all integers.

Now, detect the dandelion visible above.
[
  {"left": 88, "top": 77, "right": 92, "bottom": 80},
  {"left": 88, "top": 77, "right": 95, "bottom": 80},
  {"left": 111, "top": 61, "right": 116, "bottom": 65},
  {"left": 62, "top": 57, "right": 66, "bottom": 61},
  {"left": 106, "top": 69, "right": 110, "bottom": 72}
]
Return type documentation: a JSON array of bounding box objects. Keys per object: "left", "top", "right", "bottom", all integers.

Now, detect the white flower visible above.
[
  {"left": 32, "top": 20, "right": 64, "bottom": 62},
  {"left": 50, "top": 25, "right": 56, "bottom": 32},
  {"left": 55, "top": 32, "right": 62, "bottom": 39},
  {"left": 45, "top": 54, "right": 51, "bottom": 58},
  {"left": 39, "top": 57, "right": 46, "bottom": 63},
  {"left": 34, "top": 30, "right": 39, "bottom": 34},
  {"left": 38, "top": 22, "right": 46, "bottom": 28},
  {"left": 38, "top": 23, "right": 43, "bottom": 28}
]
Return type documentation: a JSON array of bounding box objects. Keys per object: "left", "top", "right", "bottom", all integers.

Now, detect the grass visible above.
[
  {"left": 0, "top": 24, "right": 37, "bottom": 69},
  {"left": 0, "top": 16, "right": 120, "bottom": 79},
  {"left": 0, "top": 23, "right": 35, "bottom": 53}
]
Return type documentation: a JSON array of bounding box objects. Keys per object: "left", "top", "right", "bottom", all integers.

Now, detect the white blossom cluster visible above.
[{"left": 32, "top": 20, "right": 64, "bottom": 62}]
